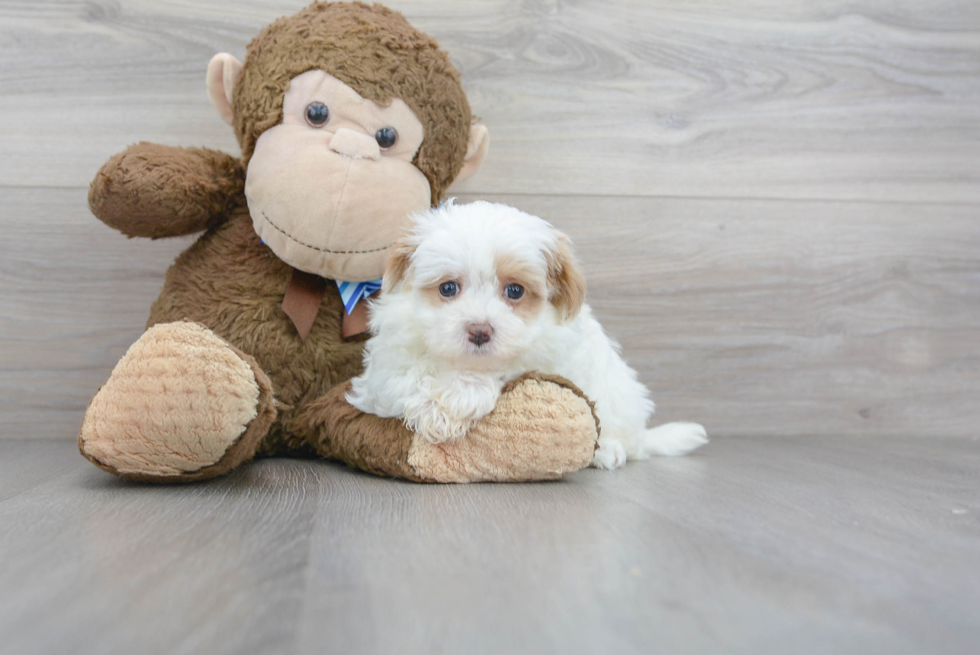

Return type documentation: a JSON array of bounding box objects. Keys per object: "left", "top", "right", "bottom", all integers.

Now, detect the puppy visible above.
[{"left": 347, "top": 201, "right": 707, "bottom": 469}]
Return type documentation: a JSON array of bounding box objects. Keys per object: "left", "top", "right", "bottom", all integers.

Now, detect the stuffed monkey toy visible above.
[{"left": 79, "top": 2, "right": 599, "bottom": 483}]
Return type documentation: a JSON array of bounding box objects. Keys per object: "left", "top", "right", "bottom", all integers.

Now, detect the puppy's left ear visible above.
[
  {"left": 546, "top": 231, "right": 586, "bottom": 321},
  {"left": 382, "top": 238, "right": 417, "bottom": 294}
]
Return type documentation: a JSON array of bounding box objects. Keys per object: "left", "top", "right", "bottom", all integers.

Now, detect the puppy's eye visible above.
[
  {"left": 375, "top": 127, "right": 398, "bottom": 149},
  {"left": 505, "top": 283, "right": 525, "bottom": 300},
  {"left": 439, "top": 281, "right": 459, "bottom": 298},
  {"left": 305, "top": 102, "right": 330, "bottom": 127}
]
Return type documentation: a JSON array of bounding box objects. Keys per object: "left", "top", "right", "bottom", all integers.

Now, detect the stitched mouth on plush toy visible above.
[{"left": 259, "top": 210, "right": 394, "bottom": 255}]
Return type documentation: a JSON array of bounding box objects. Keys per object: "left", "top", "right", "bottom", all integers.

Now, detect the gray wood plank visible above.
[
  {"left": 0, "top": 446, "right": 321, "bottom": 655},
  {"left": 498, "top": 193, "right": 980, "bottom": 439},
  {"left": 0, "top": 440, "right": 83, "bottom": 502},
  {"left": 0, "top": 0, "right": 977, "bottom": 202},
  {"left": 0, "top": 437, "right": 976, "bottom": 655},
  {"left": 3, "top": 188, "right": 978, "bottom": 441},
  {"left": 0, "top": 186, "right": 195, "bottom": 439}
]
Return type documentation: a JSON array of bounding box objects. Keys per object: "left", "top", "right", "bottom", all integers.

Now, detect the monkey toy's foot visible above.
[
  {"left": 408, "top": 373, "right": 601, "bottom": 482},
  {"left": 79, "top": 321, "right": 277, "bottom": 482}
]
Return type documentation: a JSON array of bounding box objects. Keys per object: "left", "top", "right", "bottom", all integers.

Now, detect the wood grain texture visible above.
[
  {"left": 3, "top": 188, "right": 978, "bottom": 440},
  {"left": 0, "top": 1, "right": 978, "bottom": 441},
  {"left": 0, "top": 0, "right": 977, "bottom": 201},
  {"left": 0, "top": 437, "right": 977, "bottom": 654}
]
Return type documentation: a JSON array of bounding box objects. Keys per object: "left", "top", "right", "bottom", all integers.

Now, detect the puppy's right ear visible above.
[
  {"left": 382, "top": 238, "right": 417, "bottom": 293},
  {"left": 545, "top": 231, "right": 586, "bottom": 322}
]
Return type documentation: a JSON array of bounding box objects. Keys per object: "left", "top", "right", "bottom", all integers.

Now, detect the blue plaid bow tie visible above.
[{"left": 335, "top": 278, "right": 383, "bottom": 315}]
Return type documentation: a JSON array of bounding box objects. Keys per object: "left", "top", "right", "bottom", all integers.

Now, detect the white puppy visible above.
[{"left": 347, "top": 201, "right": 707, "bottom": 469}]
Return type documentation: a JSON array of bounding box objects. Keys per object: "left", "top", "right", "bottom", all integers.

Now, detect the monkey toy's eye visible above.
[
  {"left": 439, "top": 281, "right": 459, "bottom": 298},
  {"left": 505, "top": 283, "right": 525, "bottom": 300},
  {"left": 375, "top": 127, "right": 398, "bottom": 149},
  {"left": 305, "top": 102, "right": 330, "bottom": 127}
]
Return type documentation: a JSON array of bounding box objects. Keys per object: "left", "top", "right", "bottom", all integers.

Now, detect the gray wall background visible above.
[{"left": 1, "top": 0, "right": 977, "bottom": 440}]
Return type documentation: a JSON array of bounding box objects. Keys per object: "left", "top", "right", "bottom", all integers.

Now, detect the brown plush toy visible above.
[{"left": 78, "top": 2, "right": 599, "bottom": 483}]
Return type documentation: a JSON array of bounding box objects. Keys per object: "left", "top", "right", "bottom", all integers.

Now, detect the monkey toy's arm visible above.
[
  {"left": 89, "top": 142, "right": 244, "bottom": 239},
  {"left": 296, "top": 373, "right": 600, "bottom": 483}
]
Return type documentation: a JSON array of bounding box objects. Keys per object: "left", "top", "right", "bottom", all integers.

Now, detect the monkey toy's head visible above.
[{"left": 205, "top": 2, "right": 489, "bottom": 282}]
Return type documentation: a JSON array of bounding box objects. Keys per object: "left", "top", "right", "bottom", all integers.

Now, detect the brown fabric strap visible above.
[
  {"left": 342, "top": 294, "right": 373, "bottom": 338},
  {"left": 282, "top": 269, "right": 327, "bottom": 341}
]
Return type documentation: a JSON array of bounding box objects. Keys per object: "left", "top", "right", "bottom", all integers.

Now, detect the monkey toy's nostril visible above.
[{"left": 467, "top": 323, "right": 493, "bottom": 346}]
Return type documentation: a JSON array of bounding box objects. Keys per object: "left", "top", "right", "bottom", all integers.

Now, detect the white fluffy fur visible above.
[{"left": 347, "top": 201, "right": 707, "bottom": 469}]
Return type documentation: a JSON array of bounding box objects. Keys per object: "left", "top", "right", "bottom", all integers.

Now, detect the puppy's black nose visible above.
[{"left": 467, "top": 323, "right": 493, "bottom": 346}]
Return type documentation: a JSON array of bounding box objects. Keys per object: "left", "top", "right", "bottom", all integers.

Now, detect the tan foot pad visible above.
[
  {"left": 407, "top": 374, "right": 600, "bottom": 483},
  {"left": 79, "top": 322, "right": 261, "bottom": 477}
]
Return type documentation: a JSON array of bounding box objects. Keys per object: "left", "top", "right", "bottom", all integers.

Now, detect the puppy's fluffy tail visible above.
[{"left": 640, "top": 422, "right": 708, "bottom": 457}]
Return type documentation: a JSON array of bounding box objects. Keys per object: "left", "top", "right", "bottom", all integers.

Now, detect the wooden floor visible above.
[{"left": 0, "top": 437, "right": 977, "bottom": 655}]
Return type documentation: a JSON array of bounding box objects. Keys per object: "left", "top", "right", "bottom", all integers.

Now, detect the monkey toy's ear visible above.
[
  {"left": 453, "top": 124, "right": 490, "bottom": 184},
  {"left": 206, "top": 53, "right": 244, "bottom": 125}
]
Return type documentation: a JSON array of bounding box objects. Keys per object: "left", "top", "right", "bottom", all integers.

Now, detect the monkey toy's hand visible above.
[
  {"left": 296, "top": 372, "right": 599, "bottom": 483},
  {"left": 89, "top": 143, "right": 244, "bottom": 239}
]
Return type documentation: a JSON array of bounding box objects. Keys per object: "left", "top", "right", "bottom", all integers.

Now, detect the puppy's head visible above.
[{"left": 381, "top": 201, "right": 585, "bottom": 368}]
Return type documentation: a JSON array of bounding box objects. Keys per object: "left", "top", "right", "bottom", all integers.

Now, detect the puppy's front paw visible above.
[{"left": 403, "top": 398, "right": 472, "bottom": 444}]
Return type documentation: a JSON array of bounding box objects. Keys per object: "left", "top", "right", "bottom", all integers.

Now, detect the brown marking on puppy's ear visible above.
[
  {"left": 545, "top": 233, "right": 586, "bottom": 321},
  {"left": 382, "top": 238, "right": 417, "bottom": 293}
]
